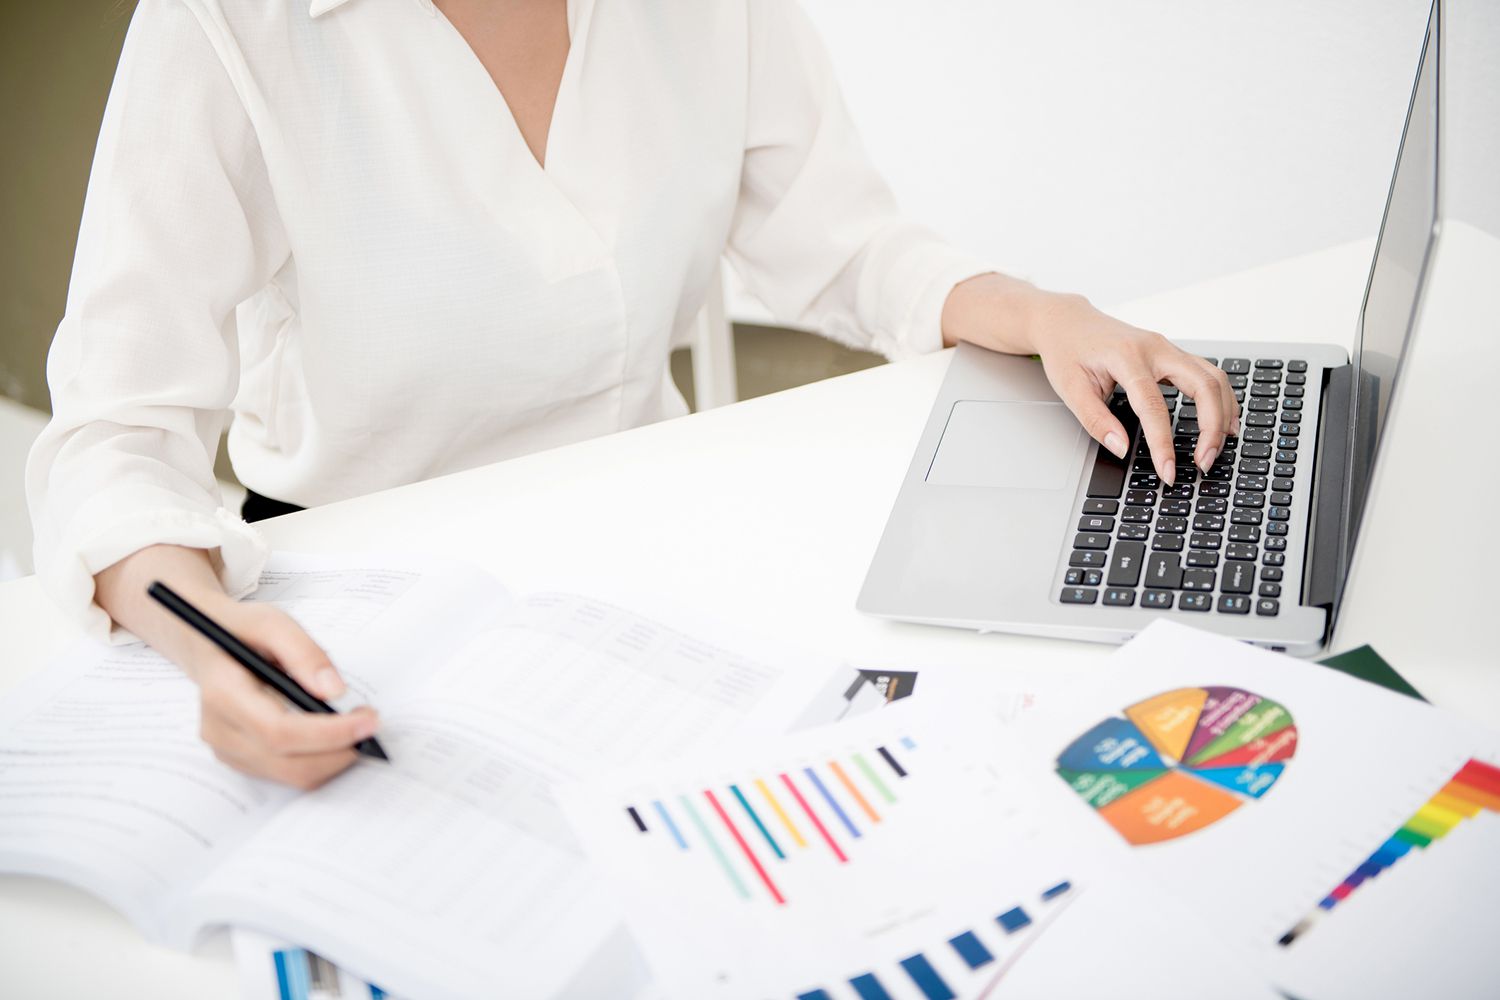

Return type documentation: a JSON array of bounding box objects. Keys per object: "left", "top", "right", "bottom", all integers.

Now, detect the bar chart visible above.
[
  {"left": 1277, "top": 758, "right": 1500, "bottom": 947},
  {"left": 623, "top": 737, "right": 918, "bottom": 905}
]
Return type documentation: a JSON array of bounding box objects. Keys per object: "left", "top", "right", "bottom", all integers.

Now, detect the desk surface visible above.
[{"left": 4, "top": 225, "right": 1498, "bottom": 998}]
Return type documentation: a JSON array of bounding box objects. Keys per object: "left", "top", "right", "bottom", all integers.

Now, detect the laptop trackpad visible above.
[{"left": 926, "top": 400, "right": 1084, "bottom": 490}]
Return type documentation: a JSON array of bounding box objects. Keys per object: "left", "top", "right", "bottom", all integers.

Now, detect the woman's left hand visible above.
[{"left": 941, "top": 273, "right": 1239, "bottom": 487}]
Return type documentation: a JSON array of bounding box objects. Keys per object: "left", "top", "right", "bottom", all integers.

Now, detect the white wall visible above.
[{"left": 741, "top": 0, "right": 1496, "bottom": 319}]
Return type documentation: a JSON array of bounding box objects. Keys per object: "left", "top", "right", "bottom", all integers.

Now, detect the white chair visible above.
[{"left": 689, "top": 266, "right": 738, "bottom": 410}]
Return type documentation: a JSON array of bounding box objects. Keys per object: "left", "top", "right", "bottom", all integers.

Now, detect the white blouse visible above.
[{"left": 27, "top": 0, "right": 987, "bottom": 638}]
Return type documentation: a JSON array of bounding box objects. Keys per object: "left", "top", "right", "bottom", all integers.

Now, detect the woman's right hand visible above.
[{"left": 93, "top": 544, "right": 379, "bottom": 789}]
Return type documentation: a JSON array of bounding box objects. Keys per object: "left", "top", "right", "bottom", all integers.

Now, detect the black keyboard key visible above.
[
  {"left": 1070, "top": 550, "right": 1107, "bottom": 568},
  {"left": 1130, "top": 473, "right": 1162, "bottom": 490},
  {"left": 1228, "top": 374, "right": 1249, "bottom": 390},
  {"left": 1261, "top": 566, "right": 1284, "bottom": 582},
  {"left": 1079, "top": 515, "right": 1116, "bottom": 532},
  {"left": 1246, "top": 414, "right": 1276, "bottom": 428},
  {"left": 1222, "top": 358, "right": 1251, "bottom": 374},
  {"left": 1266, "top": 535, "right": 1288, "bottom": 549},
  {"left": 1199, "top": 481, "right": 1231, "bottom": 498},
  {"left": 1250, "top": 384, "right": 1280, "bottom": 398},
  {"left": 1159, "top": 500, "right": 1191, "bottom": 517},
  {"left": 1228, "top": 525, "right": 1261, "bottom": 543},
  {"left": 1284, "top": 385, "right": 1305, "bottom": 398},
  {"left": 1231, "top": 510, "right": 1264, "bottom": 527},
  {"left": 1278, "top": 424, "right": 1300, "bottom": 438},
  {"left": 1196, "top": 497, "right": 1227, "bottom": 514},
  {"left": 1239, "top": 459, "right": 1270, "bottom": 475},
  {"left": 1107, "top": 541, "right": 1146, "bottom": 587},
  {"left": 1274, "top": 463, "right": 1297, "bottom": 478},
  {"left": 1161, "top": 484, "right": 1194, "bottom": 500},
  {"left": 1243, "top": 428, "right": 1274, "bottom": 443},
  {"left": 1256, "top": 598, "right": 1280, "bottom": 616},
  {"left": 1179, "top": 404, "right": 1198, "bottom": 420},
  {"left": 1082, "top": 499, "right": 1119, "bottom": 515},
  {"left": 1223, "top": 561, "right": 1256, "bottom": 594},
  {"left": 1275, "top": 450, "right": 1297, "bottom": 464},
  {"left": 1287, "top": 360, "right": 1308, "bottom": 373},
  {"left": 1252, "top": 370, "right": 1283, "bottom": 384},
  {"left": 1182, "top": 569, "right": 1216, "bottom": 592},
  {"left": 1226, "top": 542, "right": 1258, "bottom": 561},
  {"left": 1186, "top": 551, "right": 1219, "bottom": 568},
  {"left": 1086, "top": 425, "right": 1132, "bottom": 498},
  {"left": 1263, "top": 551, "right": 1286, "bottom": 566},
  {"left": 1120, "top": 524, "right": 1150, "bottom": 541},
  {"left": 1204, "top": 465, "right": 1234, "bottom": 481},
  {"left": 1270, "top": 492, "right": 1293, "bottom": 507},
  {"left": 1125, "top": 489, "right": 1157, "bottom": 506},
  {"left": 1248, "top": 398, "right": 1277, "bottom": 412},
  {"left": 1277, "top": 437, "right": 1299, "bottom": 450},
  {"left": 1271, "top": 477, "right": 1295, "bottom": 492},
  {"left": 1103, "top": 588, "right": 1136, "bottom": 607},
  {"left": 1242, "top": 443, "right": 1272, "bottom": 459},
  {"left": 1189, "top": 532, "right": 1222, "bottom": 550},
  {"left": 1178, "top": 592, "right": 1212, "bottom": 611},
  {"left": 1219, "top": 595, "right": 1252, "bottom": 614},
  {"left": 1156, "top": 517, "right": 1188, "bottom": 534},
  {"left": 1084, "top": 569, "right": 1103, "bottom": 586},
  {"left": 1145, "top": 553, "right": 1184, "bottom": 588},
  {"left": 1122, "top": 506, "right": 1153, "bottom": 523},
  {"left": 1283, "top": 397, "right": 1303, "bottom": 411},
  {"left": 1176, "top": 419, "right": 1199, "bottom": 436},
  {"left": 1193, "top": 514, "right": 1225, "bottom": 532},
  {"left": 1268, "top": 507, "right": 1292, "bottom": 522},
  {"left": 1233, "top": 492, "right": 1266, "bottom": 508},
  {"left": 1254, "top": 359, "right": 1284, "bottom": 369},
  {"left": 1152, "top": 534, "right": 1185, "bottom": 552},
  {"left": 1142, "top": 590, "right": 1173, "bottom": 608},
  {"left": 1060, "top": 587, "right": 1099, "bottom": 605},
  {"left": 1280, "top": 410, "right": 1302, "bottom": 424},
  {"left": 1237, "top": 475, "right": 1269, "bottom": 492},
  {"left": 1159, "top": 384, "right": 1180, "bottom": 398},
  {"left": 1074, "top": 533, "right": 1111, "bottom": 550},
  {"left": 1260, "top": 582, "right": 1282, "bottom": 598}
]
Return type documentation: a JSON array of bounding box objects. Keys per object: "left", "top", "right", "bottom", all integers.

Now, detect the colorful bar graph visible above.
[
  {"left": 1278, "top": 758, "right": 1500, "bottom": 947},
  {"left": 704, "top": 788, "right": 786, "bottom": 905},
  {"left": 899, "top": 953, "right": 956, "bottom": 1000}
]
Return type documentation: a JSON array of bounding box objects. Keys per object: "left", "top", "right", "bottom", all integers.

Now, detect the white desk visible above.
[{"left": 4, "top": 223, "right": 1498, "bottom": 997}]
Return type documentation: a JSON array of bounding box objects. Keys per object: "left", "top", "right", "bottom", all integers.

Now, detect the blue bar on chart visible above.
[
  {"left": 803, "top": 766, "right": 861, "bottom": 839},
  {"left": 1041, "top": 880, "right": 1072, "bottom": 901},
  {"left": 947, "top": 930, "right": 994, "bottom": 969},
  {"left": 848, "top": 973, "right": 895, "bottom": 1000},
  {"left": 796, "top": 991, "right": 833, "bottom": 1000},
  {"left": 899, "top": 953, "right": 956, "bottom": 1000},
  {"left": 997, "top": 906, "right": 1032, "bottom": 934},
  {"left": 652, "top": 799, "right": 688, "bottom": 849}
]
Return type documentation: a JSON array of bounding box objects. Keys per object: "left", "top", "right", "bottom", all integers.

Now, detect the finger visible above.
[
  {"left": 1053, "top": 372, "right": 1131, "bottom": 459},
  {"left": 266, "top": 750, "right": 360, "bottom": 791},
  {"left": 1164, "top": 361, "right": 1230, "bottom": 472},
  {"left": 205, "top": 671, "right": 380, "bottom": 755},
  {"left": 1214, "top": 361, "right": 1242, "bottom": 437},
  {"left": 239, "top": 606, "right": 345, "bottom": 700},
  {"left": 1119, "top": 376, "right": 1175, "bottom": 486}
]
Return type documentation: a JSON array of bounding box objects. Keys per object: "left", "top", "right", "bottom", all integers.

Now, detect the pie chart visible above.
[{"left": 1055, "top": 686, "right": 1296, "bottom": 845}]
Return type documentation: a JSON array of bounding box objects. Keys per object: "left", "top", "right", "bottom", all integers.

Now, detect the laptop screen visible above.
[{"left": 1340, "top": 0, "right": 1439, "bottom": 599}]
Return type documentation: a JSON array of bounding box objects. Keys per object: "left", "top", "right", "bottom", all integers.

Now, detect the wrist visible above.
[{"left": 941, "top": 273, "right": 1091, "bottom": 356}]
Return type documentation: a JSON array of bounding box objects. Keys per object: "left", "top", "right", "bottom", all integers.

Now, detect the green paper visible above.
[{"left": 1317, "top": 645, "right": 1425, "bottom": 702}]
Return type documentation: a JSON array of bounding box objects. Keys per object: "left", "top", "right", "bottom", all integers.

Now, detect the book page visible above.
[
  {"left": 188, "top": 592, "right": 830, "bottom": 1000},
  {"left": 0, "top": 553, "right": 504, "bottom": 943}
]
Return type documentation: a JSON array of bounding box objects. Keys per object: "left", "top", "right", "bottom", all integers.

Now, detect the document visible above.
[
  {"left": 0, "top": 553, "right": 828, "bottom": 1000},
  {"left": 558, "top": 699, "right": 1279, "bottom": 1000}
]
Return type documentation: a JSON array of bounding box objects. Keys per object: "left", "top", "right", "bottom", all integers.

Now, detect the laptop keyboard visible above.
[{"left": 1058, "top": 357, "right": 1310, "bottom": 617}]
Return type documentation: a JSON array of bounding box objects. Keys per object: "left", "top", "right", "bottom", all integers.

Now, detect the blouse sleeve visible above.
[
  {"left": 24, "top": 0, "right": 288, "bottom": 641},
  {"left": 726, "top": 0, "right": 991, "bottom": 360}
]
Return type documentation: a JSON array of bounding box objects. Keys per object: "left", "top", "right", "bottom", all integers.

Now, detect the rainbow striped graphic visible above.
[{"left": 1278, "top": 758, "right": 1500, "bottom": 946}]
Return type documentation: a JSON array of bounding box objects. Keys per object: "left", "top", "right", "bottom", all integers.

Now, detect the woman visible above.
[{"left": 27, "top": 0, "right": 1236, "bottom": 788}]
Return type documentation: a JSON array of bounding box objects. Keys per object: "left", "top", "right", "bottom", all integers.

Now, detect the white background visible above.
[{"left": 764, "top": 0, "right": 1499, "bottom": 314}]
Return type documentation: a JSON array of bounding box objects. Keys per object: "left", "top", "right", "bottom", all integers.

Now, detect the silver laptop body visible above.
[{"left": 858, "top": 1, "right": 1442, "bottom": 657}]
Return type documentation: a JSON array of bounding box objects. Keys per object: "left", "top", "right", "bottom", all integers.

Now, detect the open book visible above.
[{"left": 0, "top": 553, "right": 827, "bottom": 1000}]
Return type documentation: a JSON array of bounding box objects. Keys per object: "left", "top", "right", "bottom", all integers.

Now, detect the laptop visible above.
[{"left": 857, "top": 0, "right": 1441, "bottom": 655}]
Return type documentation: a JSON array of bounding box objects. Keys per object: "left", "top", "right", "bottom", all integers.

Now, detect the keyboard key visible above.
[
  {"left": 1193, "top": 514, "right": 1225, "bottom": 532},
  {"left": 1189, "top": 532, "right": 1222, "bottom": 550},
  {"left": 1280, "top": 410, "right": 1302, "bottom": 424},
  {"left": 1103, "top": 588, "right": 1136, "bottom": 607},
  {"left": 1270, "top": 492, "right": 1293, "bottom": 507},
  {"left": 1282, "top": 397, "right": 1303, "bottom": 410},
  {"left": 1086, "top": 448, "right": 1129, "bottom": 500},
  {"left": 1284, "top": 385, "right": 1305, "bottom": 398},
  {"left": 1222, "top": 358, "right": 1251, "bottom": 374},
  {"left": 1254, "top": 359, "right": 1284, "bottom": 369},
  {"left": 1266, "top": 535, "right": 1288, "bottom": 549},
  {"left": 1227, "top": 373, "right": 1249, "bottom": 389},
  {"left": 1142, "top": 589, "right": 1174, "bottom": 608},
  {"left": 1155, "top": 517, "right": 1188, "bottom": 534},
  {"left": 1286, "top": 372, "right": 1306, "bottom": 386},
  {"left": 1145, "top": 553, "right": 1184, "bottom": 589},
  {"left": 1246, "top": 413, "right": 1276, "bottom": 428},
  {"left": 1060, "top": 587, "right": 1099, "bottom": 605},
  {"left": 1228, "top": 525, "right": 1261, "bottom": 543},
  {"left": 1179, "top": 404, "right": 1198, "bottom": 420},
  {"left": 1070, "top": 550, "right": 1107, "bottom": 568},
  {"left": 1152, "top": 534, "right": 1185, "bottom": 552},
  {"left": 1130, "top": 473, "right": 1162, "bottom": 490},
  {"left": 1237, "top": 475, "right": 1268, "bottom": 492},
  {"left": 1262, "top": 566, "right": 1284, "bottom": 582},
  {"left": 1082, "top": 499, "right": 1120, "bottom": 515},
  {"left": 1287, "top": 360, "right": 1308, "bottom": 372},
  {"left": 1079, "top": 515, "right": 1116, "bottom": 532},
  {"left": 1196, "top": 497, "right": 1227, "bottom": 514},
  {"left": 1122, "top": 506, "right": 1153, "bottom": 523},
  {"left": 1263, "top": 551, "right": 1286, "bottom": 566},
  {"left": 1275, "top": 450, "right": 1297, "bottom": 464},
  {"left": 1187, "top": 551, "right": 1220, "bottom": 568},
  {"left": 1178, "top": 592, "right": 1212, "bottom": 611},
  {"left": 1260, "top": 582, "right": 1282, "bottom": 598},
  {"left": 1252, "top": 370, "right": 1283, "bottom": 384},
  {"left": 1256, "top": 598, "right": 1280, "bottom": 616},
  {"left": 1204, "top": 465, "right": 1234, "bottom": 481},
  {"left": 1199, "top": 481, "right": 1231, "bottom": 498},
  {"left": 1250, "top": 384, "right": 1280, "bottom": 398},
  {"left": 1231, "top": 508, "right": 1264, "bottom": 525},
  {"left": 1120, "top": 524, "right": 1150, "bottom": 541},
  {"left": 1065, "top": 568, "right": 1085, "bottom": 585},
  {"left": 1125, "top": 489, "right": 1157, "bottom": 506},
  {"left": 1159, "top": 384, "right": 1180, "bottom": 398},
  {"left": 1183, "top": 569, "right": 1216, "bottom": 592},
  {"left": 1277, "top": 437, "right": 1299, "bottom": 450},
  {"left": 1243, "top": 428, "right": 1274, "bottom": 443},
  {"left": 1223, "top": 561, "right": 1256, "bottom": 594},
  {"left": 1248, "top": 398, "right": 1277, "bottom": 412},
  {"left": 1074, "top": 532, "right": 1111, "bottom": 550},
  {"left": 1268, "top": 507, "right": 1292, "bottom": 522},
  {"left": 1107, "top": 541, "right": 1146, "bottom": 587},
  {"left": 1274, "top": 463, "right": 1297, "bottom": 477},
  {"left": 1159, "top": 500, "right": 1191, "bottom": 517},
  {"left": 1234, "top": 492, "right": 1266, "bottom": 508},
  {"left": 1161, "top": 484, "right": 1194, "bottom": 500},
  {"left": 1271, "top": 477, "right": 1295, "bottom": 492},
  {"left": 1242, "top": 443, "right": 1272, "bottom": 459},
  {"left": 1084, "top": 569, "right": 1103, "bottom": 586},
  {"left": 1175, "top": 419, "right": 1199, "bottom": 436},
  {"left": 1226, "top": 542, "right": 1258, "bottom": 561}
]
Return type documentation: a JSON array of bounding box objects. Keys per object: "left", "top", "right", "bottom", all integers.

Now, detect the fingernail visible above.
[
  {"left": 1199, "top": 446, "right": 1219, "bottom": 473},
  {"left": 357, "top": 716, "right": 380, "bottom": 740},
  {"left": 1103, "top": 432, "right": 1128, "bottom": 459},
  {"left": 1161, "top": 459, "right": 1175, "bottom": 487},
  {"left": 316, "top": 668, "right": 345, "bottom": 699}
]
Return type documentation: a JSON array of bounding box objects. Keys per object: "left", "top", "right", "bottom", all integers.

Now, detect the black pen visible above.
[{"left": 147, "top": 581, "right": 390, "bottom": 761}]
